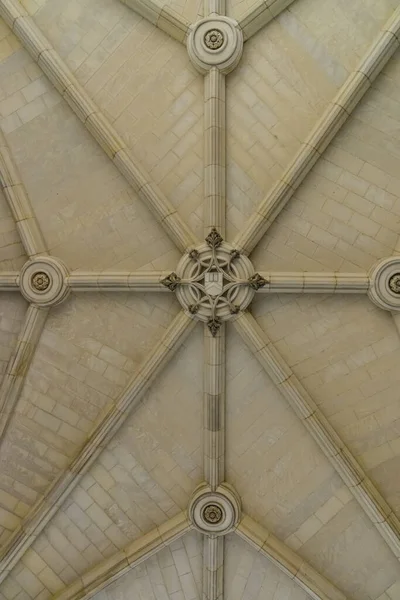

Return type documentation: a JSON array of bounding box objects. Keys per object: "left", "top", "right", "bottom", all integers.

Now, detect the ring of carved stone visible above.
[
  {"left": 187, "top": 16, "right": 243, "bottom": 74},
  {"left": 19, "top": 256, "right": 70, "bottom": 307},
  {"left": 368, "top": 257, "right": 400, "bottom": 311},
  {"left": 188, "top": 482, "right": 241, "bottom": 535}
]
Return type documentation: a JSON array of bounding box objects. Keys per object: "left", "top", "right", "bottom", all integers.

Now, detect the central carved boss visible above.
[{"left": 162, "top": 229, "right": 267, "bottom": 336}]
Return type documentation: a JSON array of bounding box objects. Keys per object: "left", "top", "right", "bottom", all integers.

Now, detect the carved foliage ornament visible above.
[
  {"left": 204, "top": 29, "right": 224, "bottom": 50},
  {"left": 162, "top": 229, "right": 267, "bottom": 336}
]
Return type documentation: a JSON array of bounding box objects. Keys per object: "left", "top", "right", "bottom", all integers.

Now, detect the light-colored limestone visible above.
[
  {"left": 237, "top": 0, "right": 296, "bottom": 41},
  {"left": 0, "top": 127, "right": 47, "bottom": 258},
  {"left": 68, "top": 271, "right": 173, "bottom": 292},
  {"left": 256, "top": 272, "right": 370, "bottom": 294},
  {"left": 0, "top": 304, "right": 47, "bottom": 442},
  {"left": 0, "top": 311, "right": 195, "bottom": 584},
  {"left": 233, "top": 7, "right": 400, "bottom": 255},
  {"left": 0, "top": 0, "right": 199, "bottom": 253},
  {"left": 237, "top": 514, "right": 347, "bottom": 600},
  {"left": 53, "top": 512, "right": 191, "bottom": 599},
  {"left": 203, "top": 324, "right": 225, "bottom": 489},
  {"left": 233, "top": 311, "right": 400, "bottom": 560},
  {"left": 119, "top": 0, "right": 191, "bottom": 44}
]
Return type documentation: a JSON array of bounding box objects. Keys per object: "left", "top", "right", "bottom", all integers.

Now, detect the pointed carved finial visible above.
[
  {"left": 205, "top": 228, "right": 223, "bottom": 249},
  {"left": 248, "top": 273, "right": 268, "bottom": 290},
  {"left": 161, "top": 272, "right": 181, "bottom": 291},
  {"left": 207, "top": 316, "right": 222, "bottom": 337}
]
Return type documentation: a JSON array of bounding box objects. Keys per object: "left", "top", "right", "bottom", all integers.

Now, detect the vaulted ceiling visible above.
[{"left": 0, "top": 0, "right": 400, "bottom": 599}]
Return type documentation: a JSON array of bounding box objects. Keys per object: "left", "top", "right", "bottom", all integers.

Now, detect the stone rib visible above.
[
  {"left": 0, "top": 305, "right": 48, "bottom": 443},
  {"left": 204, "top": 68, "right": 226, "bottom": 237},
  {"left": 0, "top": 0, "right": 199, "bottom": 254},
  {"left": 204, "top": 324, "right": 225, "bottom": 490},
  {"left": 68, "top": 271, "right": 172, "bottom": 292},
  {"left": 0, "top": 129, "right": 47, "bottom": 258},
  {"left": 0, "top": 312, "right": 195, "bottom": 583},
  {"left": 203, "top": 536, "right": 224, "bottom": 600},
  {"left": 53, "top": 512, "right": 191, "bottom": 600},
  {"left": 237, "top": 514, "right": 348, "bottom": 600},
  {"left": 255, "top": 272, "right": 370, "bottom": 294},
  {"left": 234, "top": 7, "right": 400, "bottom": 254},
  {"left": 238, "top": 0, "right": 297, "bottom": 41},
  {"left": 233, "top": 312, "right": 400, "bottom": 561},
  {"left": 0, "top": 273, "right": 19, "bottom": 290},
  {"left": 119, "top": 0, "right": 191, "bottom": 44}
]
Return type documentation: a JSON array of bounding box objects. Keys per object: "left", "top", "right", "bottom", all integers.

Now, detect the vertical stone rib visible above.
[
  {"left": 204, "top": 0, "right": 225, "bottom": 17},
  {"left": 234, "top": 7, "right": 400, "bottom": 254},
  {"left": 0, "top": 305, "right": 48, "bottom": 443},
  {"left": 233, "top": 312, "right": 400, "bottom": 561},
  {"left": 204, "top": 68, "right": 226, "bottom": 236},
  {"left": 204, "top": 324, "right": 225, "bottom": 490},
  {"left": 203, "top": 536, "right": 224, "bottom": 600},
  {"left": 0, "top": 130, "right": 48, "bottom": 258}
]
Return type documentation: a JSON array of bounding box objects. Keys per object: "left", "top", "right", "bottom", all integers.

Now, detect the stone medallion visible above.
[
  {"left": 368, "top": 257, "right": 400, "bottom": 311},
  {"left": 161, "top": 229, "right": 267, "bottom": 336},
  {"left": 187, "top": 16, "right": 243, "bottom": 74},
  {"left": 188, "top": 482, "right": 241, "bottom": 536},
  {"left": 19, "top": 256, "right": 70, "bottom": 307}
]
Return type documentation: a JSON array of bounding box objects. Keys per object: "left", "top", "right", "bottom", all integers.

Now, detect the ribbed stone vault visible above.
[{"left": 0, "top": 0, "right": 400, "bottom": 599}]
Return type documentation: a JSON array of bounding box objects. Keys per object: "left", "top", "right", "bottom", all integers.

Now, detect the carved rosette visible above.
[
  {"left": 187, "top": 16, "right": 243, "bottom": 74},
  {"left": 188, "top": 482, "right": 241, "bottom": 536},
  {"left": 19, "top": 256, "right": 70, "bottom": 307},
  {"left": 368, "top": 257, "right": 400, "bottom": 311},
  {"left": 162, "top": 230, "right": 266, "bottom": 335}
]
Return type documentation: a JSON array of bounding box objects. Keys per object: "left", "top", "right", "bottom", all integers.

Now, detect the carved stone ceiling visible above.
[{"left": 0, "top": 0, "right": 400, "bottom": 599}]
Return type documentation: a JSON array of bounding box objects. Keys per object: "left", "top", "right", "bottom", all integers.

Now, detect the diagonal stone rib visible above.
[
  {"left": 0, "top": 0, "right": 199, "bottom": 254},
  {"left": 237, "top": 514, "right": 348, "bottom": 600},
  {"left": 255, "top": 272, "right": 370, "bottom": 294},
  {"left": 0, "top": 311, "right": 196, "bottom": 584},
  {"left": 0, "top": 304, "right": 48, "bottom": 443},
  {"left": 204, "top": 324, "right": 225, "bottom": 490},
  {"left": 238, "top": 0, "right": 297, "bottom": 41},
  {"left": 204, "top": 68, "right": 226, "bottom": 237},
  {"left": 233, "top": 312, "right": 400, "bottom": 561},
  {"left": 53, "top": 512, "right": 191, "bottom": 600},
  {"left": 119, "top": 0, "right": 191, "bottom": 44},
  {"left": 0, "top": 129, "right": 48, "bottom": 258},
  {"left": 234, "top": 7, "right": 400, "bottom": 255},
  {"left": 203, "top": 536, "right": 224, "bottom": 600},
  {"left": 68, "top": 271, "right": 174, "bottom": 292}
]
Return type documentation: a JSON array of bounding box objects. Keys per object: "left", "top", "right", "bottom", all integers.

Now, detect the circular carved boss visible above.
[
  {"left": 188, "top": 483, "right": 241, "bottom": 535},
  {"left": 368, "top": 257, "right": 400, "bottom": 311},
  {"left": 19, "top": 256, "right": 70, "bottom": 307},
  {"left": 187, "top": 16, "right": 243, "bottom": 74}
]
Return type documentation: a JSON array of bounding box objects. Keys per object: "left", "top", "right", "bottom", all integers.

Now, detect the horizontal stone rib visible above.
[
  {"left": 233, "top": 312, "right": 400, "bottom": 560},
  {"left": 0, "top": 312, "right": 195, "bottom": 582},
  {"left": 54, "top": 512, "right": 190, "bottom": 599},
  {"left": 68, "top": 271, "right": 171, "bottom": 292},
  {"left": 0, "top": 0, "right": 199, "bottom": 253},
  {"left": 237, "top": 515, "right": 348, "bottom": 600},
  {"left": 234, "top": 6, "right": 400, "bottom": 254}
]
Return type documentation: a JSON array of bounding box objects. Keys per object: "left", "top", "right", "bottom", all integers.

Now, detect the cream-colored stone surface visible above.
[
  {"left": 1, "top": 0, "right": 400, "bottom": 599},
  {"left": 22, "top": 0, "right": 205, "bottom": 240},
  {"left": 226, "top": 0, "right": 399, "bottom": 241},
  {"left": 91, "top": 531, "right": 203, "bottom": 600},
  {"left": 252, "top": 50, "right": 400, "bottom": 272},
  {"left": 225, "top": 533, "right": 309, "bottom": 600},
  {"left": 252, "top": 294, "right": 400, "bottom": 521},
  {"left": 0, "top": 293, "right": 180, "bottom": 546}
]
